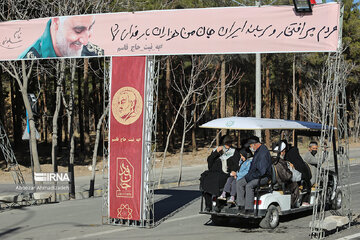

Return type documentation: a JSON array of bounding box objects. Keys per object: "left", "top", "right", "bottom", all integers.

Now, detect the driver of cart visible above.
[
  {"left": 236, "top": 136, "right": 272, "bottom": 215},
  {"left": 218, "top": 148, "right": 252, "bottom": 204},
  {"left": 199, "top": 135, "right": 240, "bottom": 212},
  {"left": 281, "top": 140, "right": 312, "bottom": 206},
  {"left": 303, "top": 141, "right": 325, "bottom": 186}
]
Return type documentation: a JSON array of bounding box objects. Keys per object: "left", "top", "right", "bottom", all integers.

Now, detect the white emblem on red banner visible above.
[{"left": 116, "top": 157, "right": 135, "bottom": 198}]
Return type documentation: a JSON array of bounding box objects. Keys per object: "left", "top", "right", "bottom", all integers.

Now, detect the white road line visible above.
[
  {"left": 349, "top": 182, "right": 360, "bottom": 187},
  {"left": 58, "top": 215, "right": 203, "bottom": 240},
  {"left": 336, "top": 232, "right": 360, "bottom": 240},
  {"left": 339, "top": 182, "right": 360, "bottom": 188},
  {"left": 58, "top": 227, "right": 131, "bottom": 240}
]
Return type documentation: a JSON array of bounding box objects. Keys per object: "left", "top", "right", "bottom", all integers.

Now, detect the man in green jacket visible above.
[{"left": 19, "top": 15, "right": 104, "bottom": 59}]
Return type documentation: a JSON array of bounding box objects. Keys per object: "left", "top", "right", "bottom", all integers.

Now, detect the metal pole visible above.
[
  {"left": 255, "top": 53, "right": 261, "bottom": 139},
  {"left": 337, "top": 1, "right": 344, "bottom": 51},
  {"left": 26, "top": 110, "right": 35, "bottom": 188},
  {"left": 292, "top": 54, "right": 296, "bottom": 143},
  {"left": 255, "top": 0, "right": 262, "bottom": 140}
]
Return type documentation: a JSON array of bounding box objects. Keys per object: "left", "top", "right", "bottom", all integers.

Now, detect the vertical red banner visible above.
[{"left": 109, "top": 56, "right": 146, "bottom": 220}]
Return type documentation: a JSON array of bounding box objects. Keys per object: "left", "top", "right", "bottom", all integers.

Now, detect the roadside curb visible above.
[
  {"left": 55, "top": 189, "right": 104, "bottom": 202},
  {"left": 156, "top": 180, "right": 200, "bottom": 190}
]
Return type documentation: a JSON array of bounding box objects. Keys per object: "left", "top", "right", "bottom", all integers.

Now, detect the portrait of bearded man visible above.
[
  {"left": 111, "top": 87, "right": 143, "bottom": 126},
  {"left": 19, "top": 15, "right": 104, "bottom": 59}
]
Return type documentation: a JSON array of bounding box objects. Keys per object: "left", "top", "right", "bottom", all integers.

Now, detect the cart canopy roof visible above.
[{"left": 200, "top": 117, "right": 330, "bottom": 131}]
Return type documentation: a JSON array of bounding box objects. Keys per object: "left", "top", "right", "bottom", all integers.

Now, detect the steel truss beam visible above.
[{"left": 310, "top": 51, "right": 352, "bottom": 239}]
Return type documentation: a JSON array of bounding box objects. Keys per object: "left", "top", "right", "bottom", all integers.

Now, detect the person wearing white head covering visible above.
[
  {"left": 277, "top": 140, "right": 312, "bottom": 206},
  {"left": 273, "top": 141, "right": 287, "bottom": 158},
  {"left": 273, "top": 141, "right": 300, "bottom": 207}
]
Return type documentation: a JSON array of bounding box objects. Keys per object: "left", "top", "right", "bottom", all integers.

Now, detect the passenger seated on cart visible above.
[
  {"left": 282, "top": 140, "right": 312, "bottom": 206},
  {"left": 273, "top": 142, "right": 300, "bottom": 208},
  {"left": 236, "top": 136, "right": 272, "bottom": 215},
  {"left": 199, "top": 135, "right": 240, "bottom": 212},
  {"left": 218, "top": 148, "right": 252, "bottom": 204}
]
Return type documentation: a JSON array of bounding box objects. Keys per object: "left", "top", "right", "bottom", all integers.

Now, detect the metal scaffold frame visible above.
[
  {"left": 102, "top": 56, "right": 159, "bottom": 227},
  {"left": 310, "top": 53, "right": 339, "bottom": 238},
  {"left": 310, "top": 50, "right": 352, "bottom": 238},
  {"left": 0, "top": 119, "right": 26, "bottom": 187},
  {"left": 309, "top": 1, "right": 351, "bottom": 237},
  {"left": 141, "top": 56, "right": 159, "bottom": 227},
  {"left": 336, "top": 68, "right": 351, "bottom": 221},
  {"left": 102, "top": 56, "right": 110, "bottom": 225}
]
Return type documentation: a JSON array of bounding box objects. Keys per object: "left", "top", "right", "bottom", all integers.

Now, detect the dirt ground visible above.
[
  {"left": 153, "top": 147, "right": 210, "bottom": 168},
  {"left": 1, "top": 142, "right": 360, "bottom": 184},
  {"left": 0, "top": 161, "right": 105, "bottom": 183}
]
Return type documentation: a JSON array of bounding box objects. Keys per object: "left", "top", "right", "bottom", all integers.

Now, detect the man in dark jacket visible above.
[{"left": 236, "top": 136, "right": 272, "bottom": 214}]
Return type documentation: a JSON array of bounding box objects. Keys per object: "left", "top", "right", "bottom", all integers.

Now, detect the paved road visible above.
[
  {"left": 348, "top": 148, "right": 360, "bottom": 164},
  {"left": 1, "top": 163, "right": 360, "bottom": 240}
]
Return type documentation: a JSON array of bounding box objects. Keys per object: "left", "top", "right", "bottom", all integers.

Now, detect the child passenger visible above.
[{"left": 218, "top": 149, "right": 253, "bottom": 204}]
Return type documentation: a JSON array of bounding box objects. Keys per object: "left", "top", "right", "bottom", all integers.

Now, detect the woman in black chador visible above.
[{"left": 200, "top": 135, "right": 240, "bottom": 212}]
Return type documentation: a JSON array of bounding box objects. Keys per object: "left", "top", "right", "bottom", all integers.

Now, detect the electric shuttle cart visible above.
[{"left": 199, "top": 117, "right": 342, "bottom": 229}]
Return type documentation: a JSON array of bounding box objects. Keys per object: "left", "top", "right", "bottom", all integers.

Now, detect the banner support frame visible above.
[{"left": 103, "top": 56, "right": 158, "bottom": 228}]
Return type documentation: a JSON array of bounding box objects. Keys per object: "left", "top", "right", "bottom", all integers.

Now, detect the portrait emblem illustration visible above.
[
  {"left": 116, "top": 157, "right": 134, "bottom": 198},
  {"left": 112, "top": 87, "right": 143, "bottom": 125}
]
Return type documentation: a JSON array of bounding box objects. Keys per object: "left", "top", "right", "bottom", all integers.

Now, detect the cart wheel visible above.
[
  {"left": 259, "top": 205, "right": 280, "bottom": 229},
  {"left": 211, "top": 214, "right": 229, "bottom": 226},
  {"left": 331, "top": 189, "right": 342, "bottom": 210}
]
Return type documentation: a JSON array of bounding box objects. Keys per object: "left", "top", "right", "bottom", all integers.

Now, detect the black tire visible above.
[
  {"left": 331, "top": 189, "right": 342, "bottom": 210},
  {"left": 211, "top": 214, "right": 229, "bottom": 226},
  {"left": 259, "top": 205, "right": 280, "bottom": 229}
]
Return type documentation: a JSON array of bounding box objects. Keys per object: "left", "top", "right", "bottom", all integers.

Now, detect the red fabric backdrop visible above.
[{"left": 109, "top": 56, "right": 146, "bottom": 220}]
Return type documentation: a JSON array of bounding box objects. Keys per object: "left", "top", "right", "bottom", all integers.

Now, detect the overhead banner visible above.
[
  {"left": 109, "top": 56, "right": 146, "bottom": 220},
  {"left": 0, "top": 3, "right": 339, "bottom": 60}
]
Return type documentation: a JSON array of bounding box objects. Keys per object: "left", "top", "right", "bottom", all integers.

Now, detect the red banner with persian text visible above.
[{"left": 109, "top": 56, "right": 146, "bottom": 220}]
